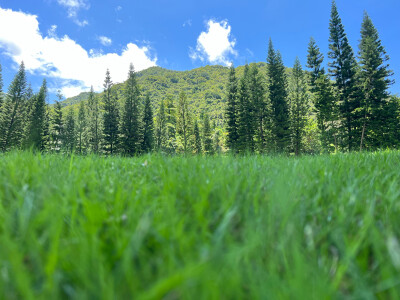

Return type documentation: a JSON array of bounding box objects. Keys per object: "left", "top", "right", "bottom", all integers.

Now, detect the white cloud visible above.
[
  {"left": 183, "top": 19, "right": 192, "bottom": 27},
  {"left": 57, "top": 0, "right": 89, "bottom": 27},
  {"left": 190, "top": 19, "right": 237, "bottom": 66},
  {"left": 98, "top": 36, "right": 112, "bottom": 46},
  {"left": 0, "top": 7, "right": 157, "bottom": 97}
]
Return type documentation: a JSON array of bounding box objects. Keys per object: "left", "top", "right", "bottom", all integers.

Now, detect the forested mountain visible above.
[{"left": 61, "top": 63, "right": 270, "bottom": 123}]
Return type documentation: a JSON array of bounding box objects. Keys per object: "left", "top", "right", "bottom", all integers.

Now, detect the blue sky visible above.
[{"left": 0, "top": 0, "right": 399, "bottom": 100}]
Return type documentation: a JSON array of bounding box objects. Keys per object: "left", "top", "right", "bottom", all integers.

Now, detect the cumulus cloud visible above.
[
  {"left": 0, "top": 7, "right": 157, "bottom": 97},
  {"left": 57, "top": 0, "right": 89, "bottom": 26},
  {"left": 98, "top": 36, "right": 112, "bottom": 46},
  {"left": 190, "top": 20, "right": 237, "bottom": 66}
]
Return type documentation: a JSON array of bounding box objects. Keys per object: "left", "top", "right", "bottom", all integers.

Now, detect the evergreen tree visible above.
[
  {"left": 225, "top": 65, "right": 239, "bottom": 152},
  {"left": 267, "top": 40, "right": 290, "bottom": 152},
  {"left": 63, "top": 108, "right": 76, "bottom": 153},
  {"left": 86, "top": 86, "right": 101, "bottom": 153},
  {"left": 203, "top": 113, "right": 213, "bottom": 154},
  {"left": 248, "top": 64, "right": 268, "bottom": 152},
  {"left": 288, "top": 58, "right": 309, "bottom": 155},
  {"left": 51, "top": 91, "right": 64, "bottom": 151},
  {"left": 165, "top": 95, "right": 177, "bottom": 153},
  {"left": 142, "top": 93, "right": 154, "bottom": 153},
  {"left": 358, "top": 12, "right": 394, "bottom": 150},
  {"left": 155, "top": 99, "right": 167, "bottom": 151},
  {"left": 0, "top": 62, "right": 27, "bottom": 151},
  {"left": 307, "top": 38, "right": 337, "bottom": 150},
  {"left": 328, "top": 1, "right": 361, "bottom": 151},
  {"left": 193, "top": 119, "right": 202, "bottom": 154},
  {"left": 0, "top": 63, "right": 3, "bottom": 111},
  {"left": 24, "top": 79, "right": 48, "bottom": 151},
  {"left": 236, "top": 64, "right": 255, "bottom": 153},
  {"left": 176, "top": 91, "right": 191, "bottom": 153},
  {"left": 77, "top": 100, "right": 87, "bottom": 154},
  {"left": 102, "top": 69, "right": 119, "bottom": 154},
  {"left": 120, "top": 64, "right": 141, "bottom": 155}
]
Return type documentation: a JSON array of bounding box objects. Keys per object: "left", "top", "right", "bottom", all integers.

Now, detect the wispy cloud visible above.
[
  {"left": 183, "top": 19, "right": 192, "bottom": 27},
  {"left": 56, "top": 0, "right": 89, "bottom": 27},
  {"left": 98, "top": 36, "right": 112, "bottom": 46},
  {"left": 189, "top": 19, "right": 237, "bottom": 66},
  {"left": 0, "top": 7, "right": 157, "bottom": 97}
]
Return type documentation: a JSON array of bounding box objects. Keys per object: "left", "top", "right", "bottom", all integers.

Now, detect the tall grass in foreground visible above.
[{"left": 0, "top": 151, "right": 400, "bottom": 299}]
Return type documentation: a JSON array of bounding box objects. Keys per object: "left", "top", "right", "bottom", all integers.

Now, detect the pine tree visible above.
[
  {"left": 358, "top": 12, "right": 394, "bottom": 150},
  {"left": 102, "top": 69, "right": 119, "bottom": 154},
  {"left": 203, "top": 113, "right": 213, "bottom": 154},
  {"left": 193, "top": 119, "right": 202, "bottom": 154},
  {"left": 77, "top": 100, "right": 87, "bottom": 154},
  {"left": 267, "top": 40, "right": 290, "bottom": 152},
  {"left": 289, "top": 58, "right": 309, "bottom": 155},
  {"left": 176, "top": 91, "right": 191, "bottom": 153},
  {"left": 236, "top": 64, "right": 255, "bottom": 153},
  {"left": 24, "top": 79, "right": 48, "bottom": 151},
  {"left": 328, "top": 1, "right": 361, "bottom": 151},
  {"left": 165, "top": 95, "right": 177, "bottom": 153},
  {"left": 248, "top": 64, "right": 268, "bottom": 152},
  {"left": 225, "top": 65, "right": 239, "bottom": 152},
  {"left": 63, "top": 108, "right": 76, "bottom": 153},
  {"left": 51, "top": 91, "right": 64, "bottom": 151},
  {"left": 86, "top": 86, "right": 101, "bottom": 153},
  {"left": 120, "top": 64, "right": 141, "bottom": 155},
  {"left": 155, "top": 99, "right": 167, "bottom": 151},
  {"left": 307, "top": 38, "right": 337, "bottom": 150},
  {"left": 142, "top": 93, "right": 154, "bottom": 153},
  {"left": 0, "top": 62, "right": 27, "bottom": 151}
]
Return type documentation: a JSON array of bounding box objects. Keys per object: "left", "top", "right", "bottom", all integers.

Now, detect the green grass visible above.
[{"left": 1, "top": 151, "right": 400, "bottom": 299}]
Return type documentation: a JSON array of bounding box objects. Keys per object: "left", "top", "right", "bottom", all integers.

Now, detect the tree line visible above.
[
  {"left": 0, "top": 1, "right": 399, "bottom": 156},
  {"left": 226, "top": 2, "right": 399, "bottom": 154}
]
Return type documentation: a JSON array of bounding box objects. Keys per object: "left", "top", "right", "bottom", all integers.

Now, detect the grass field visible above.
[{"left": 0, "top": 151, "right": 400, "bottom": 299}]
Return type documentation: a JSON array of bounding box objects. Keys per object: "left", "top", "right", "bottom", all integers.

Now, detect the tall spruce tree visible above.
[
  {"left": 193, "top": 119, "right": 202, "bottom": 154},
  {"left": 77, "top": 100, "right": 87, "bottom": 154},
  {"left": 102, "top": 69, "right": 119, "bottom": 154},
  {"left": 328, "top": 1, "right": 361, "bottom": 151},
  {"left": 176, "top": 91, "right": 191, "bottom": 153},
  {"left": 237, "top": 64, "right": 255, "bottom": 153},
  {"left": 63, "top": 108, "right": 76, "bottom": 153},
  {"left": 155, "top": 99, "right": 167, "bottom": 151},
  {"left": 86, "top": 86, "right": 101, "bottom": 153},
  {"left": 0, "top": 62, "right": 27, "bottom": 151},
  {"left": 51, "top": 91, "right": 64, "bottom": 151},
  {"left": 24, "top": 79, "right": 48, "bottom": 151},
  {"left": 203, "top": 113, "right": 213, "bottom": 154},
  {"left": 307, "top": 38, "right": 337, "bottom": 150},
  {"left": 165, "top": 95, "right": 177, "bottom": 153},
  {"left": 267, "top": 40, "right": 290, "bottom": 152},
  {"left": 142, "top": 93, "right": 154, "bottom": 153},
  {"left": 225, "top": 65, "right": 239, "bottom": 152},
  {"left": 358, "top": 12, "right": 394, "bottom": 150},
  {"left": 289, "top": 58, "right": 309, "bottom": 155},
  {"left": 120, "top": 64, "right": 141, "bottom": 155}
]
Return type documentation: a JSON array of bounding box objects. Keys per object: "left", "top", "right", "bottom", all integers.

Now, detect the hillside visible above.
[{"left": 61, "top": 63, "right": 270, "bottom": 124}]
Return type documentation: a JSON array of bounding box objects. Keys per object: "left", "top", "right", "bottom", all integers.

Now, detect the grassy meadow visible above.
[{"left": 0, "top": 151, "right": 400, "bottom": 299}]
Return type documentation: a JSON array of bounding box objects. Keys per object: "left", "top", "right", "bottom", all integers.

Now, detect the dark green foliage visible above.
[
  {"left": 267, "top": 40, "right": 290, "bottom": 152},
  {"left": 289, "top": 58, "right": 309, "bottom": 155},
  {"left": 86, "top": 86, "right": 101, "bottom": 153},
  {"left": 176, "top": 91, "right": 191, "bottom": 153},
  {"left": 120, "top": 64, "right": 141, "bottom": 155},
  {"left": 142, "top": 93, "right": 154, "bottom": 153},
  {"left": 358, "top": 13, "right": 394, "bottom": 150},
  {"left": 51, "top": 92, "right": 64, "bottom": 151},
  {"left": 0, "top": 63, "right": 3, "bottom": 110},
  {"left": 24, "top": 79, "right": 48, "bottom": 151},
  {"left": 193, "top": 119, "right": 202, "bottom": 154},
  {"left": 63, "top": 108, "right": 76, "bottom": 152},
  {"left": 236, "top": 65, "right": 255, "bottom": 153},
  {"left": 0, "top": 62, "right": 27, "bottom": 151},
  {"left": 155, "top": 99, "right": 167, "bottom": 151},
  {"left": 307, "top": 38, "right": 337, "bottom": 150},
  {"left": 77, "top": 100, "right": 87, "bottom": 154},
  {"left": 225, "top": 65, "right": 239, "bottom": 152},
  {"left": 103, "top": 69, "right": 119, "bottom": 154},
  {"left": 328, "top": 1, "right": 361, "bottom": 151},
  {"left": 203, "top": 113, "right": 213, "bottom": 154},
  {"left": 165, "top": 95, "right": 177, "bottom": 152}
]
